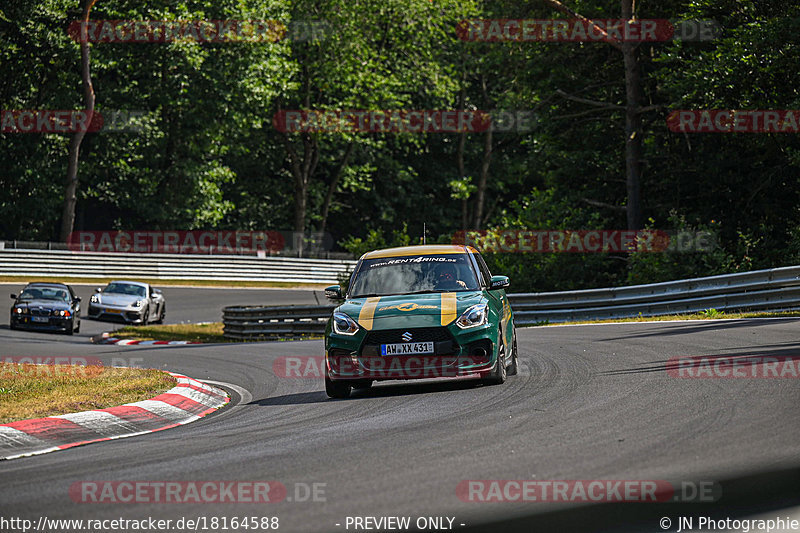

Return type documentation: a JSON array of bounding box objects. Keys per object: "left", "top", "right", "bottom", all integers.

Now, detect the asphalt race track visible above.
[{"left": 1, "top": 285, "right": 799, "bottom": 532}]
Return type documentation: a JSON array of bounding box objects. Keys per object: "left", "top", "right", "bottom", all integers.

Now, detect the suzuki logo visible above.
[{"left": 401, "top": 331, "right": 413, "bottom": 342}]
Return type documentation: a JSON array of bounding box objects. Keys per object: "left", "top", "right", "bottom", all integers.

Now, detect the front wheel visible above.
[
  {"left": 482, "top": 337, "right": 507, "bottom": 385},
  {"left": 65, "top": 319, "right": 75, "bottom": 335},
  {"left": 507, "top": 328, "right": 519, "bottom": 376},
  {"left": 325, "top": 376, "right": 352, "bottom": 399},
  {"left": 325, "top": 365, "right": 352, "bottom": 399},
  {"left": 155, "top": 304, "right": 166, "bottom": 324}
]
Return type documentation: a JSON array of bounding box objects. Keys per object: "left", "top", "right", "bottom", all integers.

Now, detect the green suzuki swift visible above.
[{"left": 323, "top": 245, "right": 517, "bottom": 398}]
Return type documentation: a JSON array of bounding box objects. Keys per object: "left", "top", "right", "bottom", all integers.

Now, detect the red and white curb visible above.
[
  {"left": 0, "top": 372, "right": 229, "bottom": 460},
  {"left": 92, "top": 333, "right": 202, "bottom": 346},
  {"left": 95, "top": 337, "right": 202, "bottom": 346}
]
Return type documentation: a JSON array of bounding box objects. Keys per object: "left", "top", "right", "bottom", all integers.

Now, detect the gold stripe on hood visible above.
[
  {"left": 358, "top": 297, "right": 381, "bottom": 330},
  {"left": 441, "top": 292, "right": 457, "bottom": 326}
]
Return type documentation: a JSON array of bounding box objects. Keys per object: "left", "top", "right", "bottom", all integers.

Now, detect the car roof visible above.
[
  {"left": 107, "top": 280, "right": 148, "bottom": 288},
  {"left": 24, "top": 282, "right": 70, "bottom": 289},
  {"left": 361, "top": 244, "right": 479, "bottom": 260}
]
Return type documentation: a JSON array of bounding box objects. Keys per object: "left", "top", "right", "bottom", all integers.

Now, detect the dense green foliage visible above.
[{"left": 2, "top": 0, "right": 798, "bottom": 291}]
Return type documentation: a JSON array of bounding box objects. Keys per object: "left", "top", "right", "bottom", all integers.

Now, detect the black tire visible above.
[
  {"left": 141, "top": 307, "right": 150, "bottom": 326},
  {"left": 65, "top": 319, "right": 74, "bottom": 335},
  {"left": 352, "top": 380, "right": 373, "bottom": 390},
  {"left": 482, "top": 335, "right": 507, "bottom": 385},
  {"left": 325, "top": 364, "right": 352, "bottom": 398},
  {"left": 155, "top": 304, "right": 166, "bottom": 324},
  {"left": 507, "top": 328, "right": 519, "bottom": 376},
  {"left": 9, "top": 321, "right": 17, "bottom": 331},
  {"left": 325, "top": 376, "right": 352, "bottom": 398}
]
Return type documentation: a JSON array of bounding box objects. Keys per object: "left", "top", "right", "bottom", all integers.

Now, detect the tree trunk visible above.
[
  {"left": 320, "top": 141, "right": 355, "bottom": 237},
  {"left": 540, "top": 0, "right": 646, "bottom": 230},
  {"left": 621, "top": 0, "right": 643, "bottom": 230},
  {"left": 456, "top": 85, "right": 469, "bottom": 232},
  {"left": 457, "top": 131, "right": 468, "bottom": 232},
  {"left": 59, "top": 0, "right": 97, "bottom": 242},
  {"left": 473, "top": 127, "right": 492, "bottom": 230}
]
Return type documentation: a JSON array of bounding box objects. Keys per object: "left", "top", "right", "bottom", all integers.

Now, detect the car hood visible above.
[
  {"left": 14, "top": 299, "right": 70, "bottom": 309},
  {"left": 98, "top": 293, "right": 140, "bottom": 306},
  {"left": 339, "top": 291, "right": 485, "bottom": 330}
]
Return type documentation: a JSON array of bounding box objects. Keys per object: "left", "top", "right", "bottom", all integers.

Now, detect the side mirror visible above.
[
  {"left": 74, "top": 297, "right": 81, "bottom": 302},
  {"left": 153, "top": 288, "right": 162, "bottom": 295},
  {"left": 10, "top": 294, "right": 16, "bottom": 299},
  {"left": 324, "top": 285, "right": 343, "bottom": 299},
  {"left": 489, "top": 275, "right": 510, "bottom": 290},
  {"left": 94, "top": 287, "right": 102, "bottom": 293}
]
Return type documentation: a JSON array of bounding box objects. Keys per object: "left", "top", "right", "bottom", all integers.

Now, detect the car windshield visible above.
[
  {"left": 19, "top": 287, "right": 69, "bottom": 301},
  {"left": 104, "top": 283, "right": 146, "bottom": 297},
  {"left": 349, "top": 254, "right": 480, "bottom": 297}
]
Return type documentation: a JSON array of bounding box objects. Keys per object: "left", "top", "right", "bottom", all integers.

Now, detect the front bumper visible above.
[
  {"left": 11, "top": 314, "right": 73, "bottom": 331},
  {"left": 325, "top": 323, "right": 499, "bottom": 381},
  {"left": 88, "top": 305, "right": 145, "bottom": 324}
]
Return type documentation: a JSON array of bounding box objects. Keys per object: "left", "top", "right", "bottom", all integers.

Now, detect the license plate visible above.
[
  {"left": 381, "top": 342, "right": 434, "bottom": 355},
  {"left": 32, "top": 316, "right": 49, "bottom": 323},
  {"left": 105, "top": 309, "right": 122, "bottom": 314}
]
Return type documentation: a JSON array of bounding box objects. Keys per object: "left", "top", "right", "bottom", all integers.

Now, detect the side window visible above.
[{"left": 471, "top": 253, "right": 492, "bottom": 287}]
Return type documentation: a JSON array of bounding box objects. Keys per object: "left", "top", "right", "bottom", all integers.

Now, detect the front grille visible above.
[
  {"left": 364, "top": 327, "right": 453, "bottom": 345},
  {"left": 30, "top": 308, "right": 51, "bottom": 317}
]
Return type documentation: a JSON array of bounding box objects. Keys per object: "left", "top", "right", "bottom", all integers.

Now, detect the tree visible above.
[{"left": 59, "top": 0, "right": 97, "bottom": 242}]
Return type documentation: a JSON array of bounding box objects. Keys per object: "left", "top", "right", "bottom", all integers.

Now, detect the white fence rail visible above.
[
  {"left": 0, "top": 249, "right": 356, "bottom": 284},
  {"left": 508, "top": 265, "right": 800, "bottom": 324}
]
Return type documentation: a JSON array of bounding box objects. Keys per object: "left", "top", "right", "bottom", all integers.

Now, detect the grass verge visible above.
[
  {"left": 529, "top": 310, "right": 800, "bottom": 327},
  {"left": 0, "top": 276, "right": 328, "bottom": 289},
  {"left": 114, "top": 323, "right": 227, "bottom": 343},
  {"left": 0, "top": 363, "right": 175, "bottom": 424},
  {"left": 112, "top": 322, "right": 323, "bottom": 343}
]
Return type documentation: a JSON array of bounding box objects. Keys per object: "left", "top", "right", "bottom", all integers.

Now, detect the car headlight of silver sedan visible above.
[
  {"left": 132, "top": 299, "right": 146, "bottom": 308},
  {"left": 90, "top": 294, "right": 99, "bottom": 303}
]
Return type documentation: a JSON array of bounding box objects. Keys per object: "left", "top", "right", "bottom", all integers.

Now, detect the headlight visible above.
[
  {"left": 13, "top": 307, "right": 24, "bottom": 314},
  {"left": 132, "top": 299, "right": 146, "bottom": 308},
  {"left": 332, "top": 312, "right": 359, "bottom": 335},
  {"left": 54, "top": 310, "right": 71, "bottom": 317},
  {"left": 456, "top": 303, "right": 489, "bottom": 329},
  {"left": 90, "top": 294, "right": 99, "bottom": 303}
]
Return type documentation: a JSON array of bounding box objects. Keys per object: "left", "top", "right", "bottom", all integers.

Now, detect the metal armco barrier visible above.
[
  {"left": 507, "top": 265, "right": 800, "bottom": 325},
  {"left": 223, "top": 304, "right": 335, "bottom": 340},
  {"left": 0, "top": 249, "right": 356, "bottom": 284},
  {"left": 221, "top": 265, "right": 800, "bottom": 339}
]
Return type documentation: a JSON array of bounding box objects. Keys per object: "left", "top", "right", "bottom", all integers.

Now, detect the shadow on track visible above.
[
  {"left": 249, "top": 377, "right": 486, "bottom": 406},
  {"left": 598, "top": 318, "right": 800, "bottom": 341},
  {"left": 598, "top": 344, "right": 800, "bottom": 376},
  {"left": 461, "top": 466, "right": 800, "bottom": 533}
]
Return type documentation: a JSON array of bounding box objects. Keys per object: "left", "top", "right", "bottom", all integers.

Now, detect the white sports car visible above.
[{"left": 87, "top": 280, "right": 165, "bottom": 324}]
